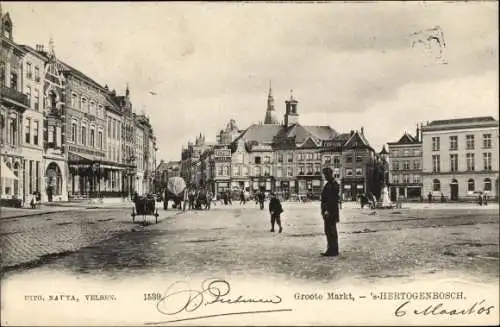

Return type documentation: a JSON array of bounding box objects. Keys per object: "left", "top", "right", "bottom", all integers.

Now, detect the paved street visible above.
[
  {"left": 2, "top": 202, "right": 498, "bottom": 282},
  {"left": 0, "top": 203, "right": 180, "bottom": 271}
]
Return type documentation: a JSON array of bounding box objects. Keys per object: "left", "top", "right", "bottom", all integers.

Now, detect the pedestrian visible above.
[
  {"left": 320, "top": 167, "right": 340, "bottom": 257},
  {"left": 240, "top": 190, "right": 246, "bottom": 205},
  {"left": 258, "top": 189, "right": 265, "bottom": 210},
  {"left": 163, "top": 188, "right": 169, "bottom": 210},
  {"left": 478, "top": 194, "right": 483, "bottom": 206},
  {"left": 483, "top": 193, "right": 488, "bottom": 206},
  {"left": 269, "top": 192, "right": 283, "bottom": 233},
  {"left": 427, "top": 192, "right": 432, "bottom": 204},
  {"left": 227, "top": 190, "right": 232, "bottom": 205}
]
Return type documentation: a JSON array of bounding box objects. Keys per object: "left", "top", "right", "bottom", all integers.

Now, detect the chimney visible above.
[
  {"left": 361, "top": 126, "right": 364, "bottom": 136},
  {"left": 416, "top": 123, "right": 420, "bottom": 142},
  {"left": 350, "top": 130, "right": 354, "bottom": 136}
]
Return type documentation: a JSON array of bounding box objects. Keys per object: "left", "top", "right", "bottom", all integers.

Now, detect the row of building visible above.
[
  {"left": 168, "top": 83, "right": 498, "bottom": 202},
  {"left": 1, "top": 10, "right": 157, "bottom": 204}
]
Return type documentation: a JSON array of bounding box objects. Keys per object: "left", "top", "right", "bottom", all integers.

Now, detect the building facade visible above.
[
  {"left": 421, "top": 117, "right": 499, "bottom": 201},
  {"left": 387, "top": 128, "right": 423, "bottom": 201},
  {"left": 0, "top": 12, "right": 29, "bottom": 200}
]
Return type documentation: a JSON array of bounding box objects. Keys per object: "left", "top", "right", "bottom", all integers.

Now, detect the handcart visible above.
[{"left": 131, "top": 194, "right": 159, "bottom": 224}]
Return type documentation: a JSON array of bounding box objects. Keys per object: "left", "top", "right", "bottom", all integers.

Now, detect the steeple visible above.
[
  {"left": 264, "top": 80, "right": 279, "bottom": 124},
  {"left": 284, "top": 89, "right": 299, "bottom": 128},
  {"left": 48, "top": 36, "right": 55, "bottom": 57},
  {"left": 125, "top": 83, "right": 130, "bottom": 97}
]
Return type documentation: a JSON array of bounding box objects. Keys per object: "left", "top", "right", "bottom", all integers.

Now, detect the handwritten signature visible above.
[
  {"left": 395, "top": 299, "right": 495, "bottom": 317},
  {"left": 147, "top": 278, "right": 290, "bottom": 324}
]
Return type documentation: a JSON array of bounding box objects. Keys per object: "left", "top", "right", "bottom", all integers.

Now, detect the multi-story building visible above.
[
  {"left": 107, "top": 86, "right": 136, "bottom": 198},
  {"left": 421, "top": 116, "right": 499, "bottom": 201},
  {"left": 19, "top": 44, "right": 45, "bottom": 202},
  {"left": 0, "top": 12, "right": 29, "bottom": 200},
  {"left": 62, "top": 61, "right": 107, "bottom": 198},
  {"left": 104, "top": 93, "right": 124, "bottom": 196},
  {"left": 134, "top": 117, "right": 145, "bottom": 195},
  {"left": 387, "top": 127, "right": 423, "bottom": 201}
]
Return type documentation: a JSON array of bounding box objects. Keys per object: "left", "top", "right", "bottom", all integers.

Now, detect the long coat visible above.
[
  {"left": 269, "top": 197, "right": 283, "bottom": 215},
  {"left": 321, "top": 180, "right": 340, "bottom": 222}
]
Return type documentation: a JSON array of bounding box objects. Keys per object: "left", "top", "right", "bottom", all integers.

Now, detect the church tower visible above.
[
  {"left": 284, "top": 89, "right": 299, "bottom": 128},
  {"left": 263, "top": 81, "right": 279, "bottom": 124}
]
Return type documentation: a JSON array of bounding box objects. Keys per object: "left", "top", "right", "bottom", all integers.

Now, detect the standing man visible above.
[
  {"left": 320, "top": 167, "right": 340, "bottom": 257},
  {"left": 269, "top": 192, "right": 283, "bottom": 233}
]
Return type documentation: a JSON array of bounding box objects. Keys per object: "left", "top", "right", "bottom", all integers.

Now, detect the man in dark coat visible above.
[
  {"left": 258, "top": 190, "right": 266, "bottom": 210},
  {"left": 269, "top": 192, "right": 283, "bottom": 233},
  {"left": 320, "top": 167, "right": 340, "bottom": 257}
]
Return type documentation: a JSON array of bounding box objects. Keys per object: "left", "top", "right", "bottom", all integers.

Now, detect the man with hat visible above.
[
  {"left": 320, "top": 167, "right": 340, "bottom": 256},
  {"left": 269, "top": 192, "right": 284, "bottom": 233}
]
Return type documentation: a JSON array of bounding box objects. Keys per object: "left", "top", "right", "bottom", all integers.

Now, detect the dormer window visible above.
[{"left": 3, "top": 20, "right": 12, "bottom": 39}]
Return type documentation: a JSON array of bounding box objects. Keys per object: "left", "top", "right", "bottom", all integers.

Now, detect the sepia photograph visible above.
[{"left": 0, "top": 1, "right": 498, "bottom": 325}]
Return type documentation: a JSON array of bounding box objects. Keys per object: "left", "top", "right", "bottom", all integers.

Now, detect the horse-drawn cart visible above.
[{"left": 131, "top": 194, "right": 159, "bottom": 224}]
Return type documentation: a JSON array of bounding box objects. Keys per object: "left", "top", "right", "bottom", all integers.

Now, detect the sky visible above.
[{"left": 3, "top": 2, "right": 498, "bottom": 162}]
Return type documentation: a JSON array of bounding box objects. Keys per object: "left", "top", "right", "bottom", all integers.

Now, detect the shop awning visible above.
[
  {"left": 68, "top": 151, "right": 101, "bottom": 164},
  {"left": 1, "top": 161, "right": 18, "bottom": 180}
]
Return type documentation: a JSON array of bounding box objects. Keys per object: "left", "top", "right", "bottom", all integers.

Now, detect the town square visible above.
[{"left": 0, "top": 2, "right": 498, "bottom": 326}]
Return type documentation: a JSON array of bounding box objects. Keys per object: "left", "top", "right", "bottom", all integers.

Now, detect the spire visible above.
[
  {"left": 289, "top": 89, "right": 294, "bottom": 101},
  {"left": 126, "top": 83, "right": 130, "bottom": 97},
  {"left": 264, "top": 81, "right": 279, "bottom": 124},
  {"left": 48, "top": 36, "right": 55, "bottom": 57}
]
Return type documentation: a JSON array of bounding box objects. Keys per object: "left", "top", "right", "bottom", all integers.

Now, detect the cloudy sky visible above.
[{"left": 4, "top": 2, "right": 498, "bottom": 161}]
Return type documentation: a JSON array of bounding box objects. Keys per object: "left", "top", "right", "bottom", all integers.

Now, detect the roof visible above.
[
  {"left": 379, "top": 145, "right": 389, "bottom": 154},
  {"left": 427, "top": 116, "right": 496, "bottom": 126},
  {"left": 344, "top": 130, "right": 374, "bottom": 151},
  {"left": 387, "top": 132, "right": 420, "bottom": 145},
  {"left": 235, "top": 124, "right": 283, "bottom": 144}
]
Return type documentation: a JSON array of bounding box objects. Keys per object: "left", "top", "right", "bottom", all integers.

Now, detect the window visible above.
[
  {"left": 450, "top": 154, "right": 458, "bottom": 172},
  {"left": 467, "top": 179, "right": 475, "bottom": 192},
  {"left": 33, "top": 121, "right": 39, "bottom": 145},
  {"left": 254, "top": 156, "right": 261, "bottom": 164},
  {"left": 98, "top": 131, "right": 103, "bottom": 149},
  {"left": 392, "top": 162, "right": 399, "bottom": 170},
  {"left": 25, "top": 86, "right": 31, "bottom": 107},
  {"left": 34, "top": 89, "right": 40, "bottom": 111},
  {"left": 413, "top": 175, "right": 420, "bottom": 184},
  {"left": 287, "top": 167, "right": 293, "bottom": 176},
  {"left": 413, "top": 160, "right": 420, "bottom": 170},
  {"left": 355, "top": 168, "right": 363, "bottom": 176},
  {"left": 90, "top": 102, "right": 96, "bottom": 116},
  {"left": 484, "top": 178, "right": 492, "bottom": 191},
  {"left": 34, "top": 67, "right": 40, "bottom": 82},
  {"left": 278, "top": 154, "right": 283, "bottom": 163},
  {"left": 466, "top": 135, "right": 475, "bottom": 150},
  {"left": 276, "top": 167, "right": 282, "bottom": 178},
  {"left": 81, "top": 98, "right": 87, "bottom": 112},
  {"left": 403, "top": 160, "right": 410, "bottom": 170},
  {"left": 112, "top": 120, "right": 116, "bottom": 139},
  {"left": 297, "top": 153, "right": 303, "bottom": 161},
  {"left": 264, "top": 166, "right": 270, "bottom": 176},
  {"left": 392, "top": 150, "right": 399, "bottom": 157},
  {"left": 449, "top": 136, "right": 458, "bottom": 151},
  {"left": 26, "top": 62, "right": 32, "bottom": 79},
  {"left": 107, "top": 119, "right": 112, "bottom": 136},
  {"left": 345, "top": 156, "right": 352, "bottom": 163},
  {"left": 314, "top": 164, "right": 321, "bottom": 175},
  {"left": 255, "top": 166, "right": 261, "bottom": 176},
  {"left": 414, "top": 149, "right": 421, "bottom": 157},
  {"left": 71, "top": 122, "right": 77, "bottom": 142},
  {"left": 10, "top": 72, "right": 18, "bottom": 90},
  {"left": 432, "top": 137, "right": 440, "bottom": 151},
  {"left": 433, "top": 179, "right": 441, "bottom": 192},
  {"left": 324, "top": 156, "right": 331, "bottom": 165},
  {"left": 403, "top": 150, "right": 409, "bottom": 157},
  {"left": 298, "top": 165, "right": 305, "bottom": 175},
  {"left": 90, "top": 128, "right": 95, "bottom": 147},
  {"left": 333, "top": 157, "right": 341, "bottom": 168},
  {"left": 307, "top": 153, "right": 313, "bottom": 160},
  {"left": 483, "top": 152, "right": 492, "bottom": 171},
  {"left": 432, "top": 155, "right": 440, "bottom": 173},
  {"left": 306, "top": 164, "right": 313, "bottom": 175},
  {"left": 356, "top": 156, "right": 363, "bottom": 162},
  {"left": 287, "top": 154, "right": 293, "bottom": 163},
  {"left": 24, "top": 118, "right": 31, "bottom": 144},
  {"left": 264, "top": 156, "right": 270, "bottom": 164},
  {"left": 345, "top": 168, "right": 353, "bottom": 176},
  {"left": 71, "top": 94, "right": 78, "bottom": 108},
  {"left": 466, "top": 153, "right": 475, "bottom": 171},
  {"left": 483, "top": 134, "right": 492, "bottom": 149},
  {"left": 81, "top": 126, "right": 87, "bottom": 145},
  {"left": 0, "top": 62, "right": 5, "bottom": 88}
]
